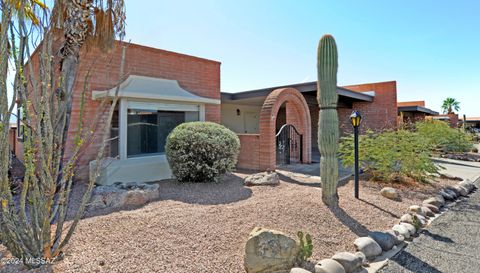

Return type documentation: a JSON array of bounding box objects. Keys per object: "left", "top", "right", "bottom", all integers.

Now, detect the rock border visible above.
[{"left": 290, "top": 178, "right": 478, "bottom": 273}]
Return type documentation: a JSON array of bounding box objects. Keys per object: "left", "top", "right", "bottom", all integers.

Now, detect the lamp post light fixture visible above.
[{"left": 350, "top": 110, "right": 362, "bottom": 199}]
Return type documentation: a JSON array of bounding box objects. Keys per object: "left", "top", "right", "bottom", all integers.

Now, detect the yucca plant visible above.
[{"left": 317, "top": 34, "right": 340, "bottom": 206}]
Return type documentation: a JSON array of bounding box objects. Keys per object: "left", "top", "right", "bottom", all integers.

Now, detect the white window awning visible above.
[{"left": 92, "top": 75, "right": 220, "bottom": 105}]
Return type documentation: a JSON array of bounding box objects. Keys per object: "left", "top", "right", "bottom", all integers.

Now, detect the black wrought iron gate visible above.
[{"left": 276, "top": 124, "right": 303, "bottom": 165}]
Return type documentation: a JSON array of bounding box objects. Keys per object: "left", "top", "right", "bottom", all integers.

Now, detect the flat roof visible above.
[
  {"left": 221, "top": 81, "right": 374, "bottom": 103},
  {"left": 398, "top": 105, "right": 439, "bottom": 116}
]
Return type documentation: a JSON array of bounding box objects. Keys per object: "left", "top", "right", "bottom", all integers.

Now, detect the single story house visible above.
[
  {"left": 17, "top": 42, "right": 399, "bottom": 185},
  {"left": 397, "top": 101, "right": 439, "bottom": 124}
]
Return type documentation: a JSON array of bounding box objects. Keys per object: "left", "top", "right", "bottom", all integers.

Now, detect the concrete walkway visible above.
[{"left": 378, "top": 159, "right": 480, "bottom": 273}]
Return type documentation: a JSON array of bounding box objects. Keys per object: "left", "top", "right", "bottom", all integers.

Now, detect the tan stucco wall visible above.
[{"left": 221, "top": 103, "right": 262, "bottom": 134}]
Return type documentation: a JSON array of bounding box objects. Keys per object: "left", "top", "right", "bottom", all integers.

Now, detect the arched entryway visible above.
[{"left": 258, "top": 88, "right": 311, "bottom": 170}]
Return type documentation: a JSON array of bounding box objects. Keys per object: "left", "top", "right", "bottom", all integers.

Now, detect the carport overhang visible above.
[
  {"left": 398, "top": 106, "right": 439, "bottom": 116},
  {"left": 221, "top": 81, "right": 374, "bottom": 107}
]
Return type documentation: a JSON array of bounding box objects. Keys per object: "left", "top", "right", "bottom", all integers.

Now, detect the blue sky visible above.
[{"left": 122, "top": 0, "right": 480, "bottom": 116}]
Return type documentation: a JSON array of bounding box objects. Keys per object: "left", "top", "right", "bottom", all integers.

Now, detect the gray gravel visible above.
[{"left": 379, "top": 178, "right": 480, "bottom": 273}]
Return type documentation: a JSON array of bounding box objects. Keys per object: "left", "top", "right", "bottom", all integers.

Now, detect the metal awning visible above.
[
  {"left": 92, "top": 75, "right": 220, "bottom": 104},
  {"left": 398, "top": 106, "right": 439, "bottom": 116}
]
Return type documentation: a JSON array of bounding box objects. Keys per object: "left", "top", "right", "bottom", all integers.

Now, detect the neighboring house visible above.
[
  {"left": 398, "top": 101, "right": 439, "bottom": 124},
  {"left": 17, "top": 41, "right": 400, "bottom": 184},
  {"left": 432, "top": 114, "right": 459, "bottom": 128},
  {"left": 460, "top": 117, "right": 480, "bottom": 131}
]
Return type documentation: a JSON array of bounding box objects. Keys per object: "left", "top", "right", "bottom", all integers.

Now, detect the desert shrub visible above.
[
  {"left": 339, "top": 129, "right": 438, "bottom": 182},
  {"left": 166, "top": 122, "right": 240, "bottom": 183},
  {"left": 416, "top": 120, "right": 473, "bottom": 153}
]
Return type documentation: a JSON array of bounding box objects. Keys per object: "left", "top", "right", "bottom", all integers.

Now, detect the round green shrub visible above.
[{"left": 165, "top": 122, "right": 240, "bottom": 183}]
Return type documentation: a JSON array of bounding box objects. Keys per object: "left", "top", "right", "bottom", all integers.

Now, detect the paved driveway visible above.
[{"left": 378, "top": 177, "right": 480, "bottom": 273}]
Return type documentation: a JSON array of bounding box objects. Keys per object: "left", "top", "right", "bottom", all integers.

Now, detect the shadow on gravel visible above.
[
  {"left": 328, "top": 205, "right": 370, "bottom": 237},
  {"left": 421, "top": 230, "right": 454, "bottom": 243},
  {"left": 386, "top": 251, "right": 442, "bottom": 273},
  {"left": 156, "top": 173, "right": 253, "bottom": 205},
  {"left": 359, "top": 199, "right": 401, "bottom": 218}
]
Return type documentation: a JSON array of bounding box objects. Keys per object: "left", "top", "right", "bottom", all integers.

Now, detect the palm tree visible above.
[{"left": 441, "top": 98, "right": 460, "bottom": 114}]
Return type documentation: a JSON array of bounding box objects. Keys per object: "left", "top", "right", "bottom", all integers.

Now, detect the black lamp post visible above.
[{"left": 350, "top": 111, "right": 362, "bottom": 199}]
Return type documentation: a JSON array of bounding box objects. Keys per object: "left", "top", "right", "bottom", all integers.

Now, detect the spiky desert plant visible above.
[{"left": 317, "top": 34, "right": 339, "bottom": 206}]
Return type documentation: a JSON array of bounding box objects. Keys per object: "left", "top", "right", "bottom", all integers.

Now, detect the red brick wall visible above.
[
  {"left": 342, "top": 81, "right": 398, "bottom": 133},
  {"left": 398, "top": 101, "right": 425, "bottom": 107},
  {"left": 258, "top": 88, "right": 311, "bottom": 171},
  {"left": 237, "top": 134, "right": 260, "bottom": 170},
  {"left": 28, "top": 41, "right": 221, "bottom": 181}
]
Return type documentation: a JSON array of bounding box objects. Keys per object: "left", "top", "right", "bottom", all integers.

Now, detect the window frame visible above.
[{"left": 118, "top": 98, "right": 205, "bottom": 160}]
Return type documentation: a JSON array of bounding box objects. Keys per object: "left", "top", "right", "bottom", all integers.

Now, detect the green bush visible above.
[
  {"left": 415, "top": 120, "right": 473, "bottom": 153},
  {"left": 166, "top": 122, "right": 240, "bottom": 183},
  {"left": 339, "top": 129, "right": 438, "bottom": 182}
]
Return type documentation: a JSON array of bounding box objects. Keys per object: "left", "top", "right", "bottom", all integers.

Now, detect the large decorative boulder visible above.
[
  {"left": 368, "top": 231, "right": 395, "bottom": 251},
  {"left": 315, "top": 259, "right": 346, "bottom": 273},
  {"left": 353, "top": 237, "right": 382, "bottom": 260},
  {"left": 244, "top": 172, "right": 280, "bottom": 186},
  {"left": 244, "top": 227, "right": 299, "bottom": 273},
  {"left": 380, "top": 187, "right": 400, "bottom": 201},
  {"left": 88, "top": 182, "right": 160, "bottom": 211},
  {"left": 331, "top": 252, "right": 362, "bottom": 273}
]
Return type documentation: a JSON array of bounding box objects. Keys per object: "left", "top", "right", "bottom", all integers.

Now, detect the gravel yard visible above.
[{"left": 0, "top": 170, "right": 458, "bottom": 273}]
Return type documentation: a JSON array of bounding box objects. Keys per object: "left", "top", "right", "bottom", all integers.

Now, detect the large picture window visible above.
[{"left": 127, "top": 108, "right": 198, "bottom": 157}]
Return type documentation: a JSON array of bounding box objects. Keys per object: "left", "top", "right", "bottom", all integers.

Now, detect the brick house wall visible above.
[
  {"left": 237, "top": 134, "right": 260, "bottom": 170},
  {"left": 342, "top": 81, "right": 398, "bottom": 133},
  {"left": 27, "top": 41, "right": 221, "bottom": 181}
]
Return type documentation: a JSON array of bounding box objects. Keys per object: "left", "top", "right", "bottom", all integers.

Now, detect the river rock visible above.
[
  {"left": 453, "top": 185, "right": 468, "bottom": 196},
  {"left": 368, "top": 231, "right": 395, "bottom": 251},
  {"left": 439, "top": 189, "right": 456, "bottom": 201},
  {"left": 244, "top": 227, "right": 299, "bottom": 273},
  {"left": 380, "top": 187, "right": 400, "bottom": 200},
  {"left": 392, "top": 224, "right": 410, "bottom": 239},
  {"left": 354, "top": 252, "right": 368, "bottom": 267},
  {"left": 400, "top": 214, "right": 414, "bottom": 224},
  {"left": 408, "top": 205, "right": 424, "bottom": 216},
  {"left": 385, "top": 230, "right": 404, "bottom": 244},
  {"left": 291, "top": 268, "right": 312, "bottom": 273},
  {"left": 332, "top": 252, "right": 362, "bottom": 273},
  {"left": 314, "top": 259, "right": 346, "bottom": 273},
  {"left": 400, "top": 222, "right": 416, "bottom": 236},
  {"left": 244, "top": 172, "right": 280, "bottom": 186},
  {"left": 459, "top": 180, "right": 476, "bottom": 192},
  {"left": 423, "top": 203, "right": 439, "bottom": 213},
  {"left": 353, "top": 237, "right": 382, "bottom": 259},
  {"left": 422, "top": 196, "right": 444, "bottom": 208},
  {"left": 421, "top": 206, "right": 434, "bottom": 218}
]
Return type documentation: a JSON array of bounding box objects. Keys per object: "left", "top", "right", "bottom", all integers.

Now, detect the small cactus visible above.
[{"left": 297, "top": 231, "right": 313, "bottom": 262}]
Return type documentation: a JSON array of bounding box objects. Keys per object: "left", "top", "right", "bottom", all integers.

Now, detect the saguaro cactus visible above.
[{"left": 317, "top": 34, "right": 339, "bottom": 206}]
